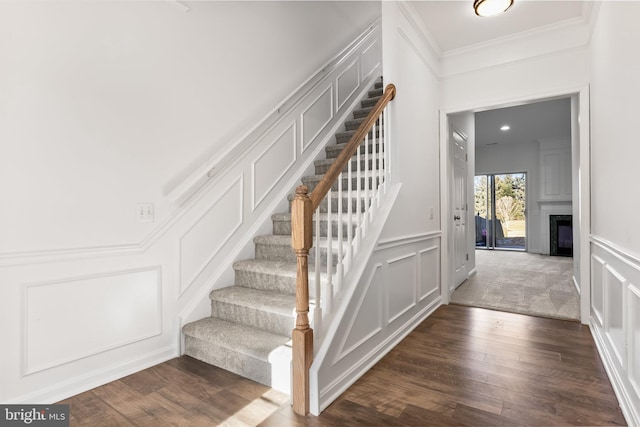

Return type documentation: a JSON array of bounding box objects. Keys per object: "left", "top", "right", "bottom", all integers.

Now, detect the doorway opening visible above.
[{"left": 474, "top": 173, "right": 526, "bottom": 251}]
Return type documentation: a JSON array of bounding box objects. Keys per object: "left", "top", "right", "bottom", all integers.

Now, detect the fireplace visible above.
[{"left": 550, "top": 215, "right": 573, "bottom": 257}]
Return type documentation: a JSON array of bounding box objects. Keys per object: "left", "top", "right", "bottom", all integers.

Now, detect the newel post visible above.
[{"left": 291, "top": 185, "right": 313, "bottom": 415}]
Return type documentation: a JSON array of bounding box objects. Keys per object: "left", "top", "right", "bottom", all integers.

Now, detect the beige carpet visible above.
[{"left": 451, "top": 250, "right": 580, "bottom": 321}]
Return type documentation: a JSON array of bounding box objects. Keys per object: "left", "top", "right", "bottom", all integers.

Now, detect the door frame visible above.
[{"left": 439, "top": 85, "right": 591, "bottom": 325}]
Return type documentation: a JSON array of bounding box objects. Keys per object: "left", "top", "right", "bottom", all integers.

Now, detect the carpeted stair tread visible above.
[
  {"left": 335, "top": 128, "right": 382, "bottom": 145},
  {"left": 326, "top": 140, "right": 382, "bottom": 158},
  {"left": 254, "top": 234, "right": 348, "bottom": 245},
  {"left": 345, "top": 117, "right": 382, "bottom": 131},
  {"left": 361, "top": 95, "right": 382, "bottom": 108},
  {"left": 353, "top": 106, "right": 374, "bottom": 119},
  {"left": 368, "top": 88, "right": 383, "bottom": 97},
  {"left": 234, "top": 258, "right": 298, "bottom": 276},
  {"left": 272, "top": 212, "right": 361, "bottom": 222},
  {"left": 210, "top": 286, "right": 296, "bottom": 316},
  {"left": 182, "top": 317, "right": 290, "bottom": 361}
]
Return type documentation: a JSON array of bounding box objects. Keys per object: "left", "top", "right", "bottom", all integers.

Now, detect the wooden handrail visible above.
[
  {"left": 291, "top": 83, "right": 396, "bottom": 415},
  {"left": 310, "top": 84, "right": 396, "bottom": 209}
]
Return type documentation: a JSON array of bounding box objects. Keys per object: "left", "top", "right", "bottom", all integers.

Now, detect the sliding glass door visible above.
[{"left": 474, "top": 173, "right": 526, "bottom": 250}]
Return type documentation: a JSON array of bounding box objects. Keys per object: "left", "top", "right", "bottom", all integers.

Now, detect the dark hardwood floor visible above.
[{"left": 59, "top": 305, "right": 627, "bottom": 426}]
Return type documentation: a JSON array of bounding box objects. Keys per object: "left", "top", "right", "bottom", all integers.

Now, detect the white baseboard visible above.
[{"left": 590, "top": 319, "right": 639, "bottom": 427}]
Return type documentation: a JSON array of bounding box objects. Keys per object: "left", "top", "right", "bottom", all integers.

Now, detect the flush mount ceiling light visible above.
[
  {"left": 474, "top": 0, "right": 514, "bottom": 17},
  {"left": 500, "top": 125, "right": 511, "bottom": 131}
]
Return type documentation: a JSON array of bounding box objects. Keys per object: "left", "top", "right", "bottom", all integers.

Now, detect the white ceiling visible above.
[
  {"left": 410, "top": 1, "right": 579, "bottom": 147},
  {"left": 411, "top": 0, "right": 587, "bottom": 53},
  {"left": 474, "top": 98, "right": 571, "bottom": 147}
]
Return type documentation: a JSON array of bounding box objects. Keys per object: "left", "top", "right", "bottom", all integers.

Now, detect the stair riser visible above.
[
  {"left": 273, "top": 218, "right": 357, "bottom": 239},
  {"left": 345, "top": 118, "right": 383, "bottom": 131},
  {"left": 210, "top": 300, "right": 294, "bottom": 337},
  {"left": 368, "top": 88, "right": 383, "bottom": 98},
  {"left": 289, "top": 196, "right": 373, "bottom": 213},
  {"left": 185, "top": 337, "right": 273, "bottom": 387},
  {"left": 233, "top": 268, "right": 318, "bottom": 296},
  {"left": 315, "top": 158, "right": 383, "bottom": 175},
  {"left": 335, "top": 129, "right": 382, "bottom": 145},
  {"left": 235, "top": 268, "right": 295, "bottom": 295},
  {"left": 325, "top": 142, "right": 382, "bottom": 159},
  {"left": 353, "top": 107, "right": 373, "bottom": 119},
  {"left": 361, "top": 97, "right": 381, "bottom": 108},
  {"left": 255, "top": 242, "right": 343, "bottom": 266},
  {"left": 302, "top": 176, "right": 381, "bottom": 193}
]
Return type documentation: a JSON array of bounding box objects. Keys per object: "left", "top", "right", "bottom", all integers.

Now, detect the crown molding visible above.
[{"left": 443, "top": 15, "right": 589, "bottom": 59}]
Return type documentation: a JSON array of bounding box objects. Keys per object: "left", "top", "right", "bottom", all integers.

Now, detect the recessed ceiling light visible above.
[
  {"left": 500, "top": 125, "right": 511, "bottom": 131},
  {"left": 473, "top": 0, "right": 514, "bottom": 17}
]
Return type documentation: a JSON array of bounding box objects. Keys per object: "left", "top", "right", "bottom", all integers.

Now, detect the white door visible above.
[{"left": 452, "top": 128, "right": 468, "bottom": 288}]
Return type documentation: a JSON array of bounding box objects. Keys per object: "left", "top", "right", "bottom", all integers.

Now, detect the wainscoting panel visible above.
[
  {"left": 302, "top": 88, "right": 333, "bottom": 152},
  {"left": 179, "top": 178, "right": 243, "bottom": 293},
  {"left": 360, "top": 39, "right": 381, "bottom": 82},
  {"left": 337, "top": 264, "right": 383, "bottom": 360},
  {"left": 387, "top": 253, "right": 417, "bottom": 324},
  {"left": 313, "top": 232, "right": 442, "bottom": 415},
  {"left": 24, "top": 267, "right": 161, "bottom": 375},
  {"left": 591, "top": 254, "right": 605, "bottom": 326},
  {"left": 336, "top": 60, "right": 360, "bottom": 112},
  {"left": 252, "top": 124, "right": 297, "bottom": 210},
  {"left": 605, "top": 264, "right": 626, "bottom": 366},
  {"left": 629, "top": 284, "right": 640, "bottom": 401},
  {"left": 419, "top": 245, "right": 440, "bottom": 304},
  {"left": 590, "top": 237, "right": 640, "bottom": 427}
]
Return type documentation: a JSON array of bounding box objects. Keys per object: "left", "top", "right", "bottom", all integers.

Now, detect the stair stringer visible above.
[{"left": 308, "top": 184, "right": 443, "bottom": 415}]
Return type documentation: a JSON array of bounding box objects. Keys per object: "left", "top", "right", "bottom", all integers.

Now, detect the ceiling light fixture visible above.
[
  {"left": 473, "top": 0, "right": 514, "bottom": 17},
  {"left": 500, "top": 125, "right": 511, "bottom": 131}
]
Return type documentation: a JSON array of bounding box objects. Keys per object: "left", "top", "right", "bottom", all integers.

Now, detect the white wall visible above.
[
  {"left": 0, "top": 1, "right": 381, "bottom": 254},
  {"left": 380, "top": 1, "right": 440, "bottom": 241},
  {"left": 440, "top": 48, "right": 589, "bottom": 112},
  {"left": 0, "top": 1, "right": 382, "bottom": 404},
  {"left": 589, "top": 2, "right": 640, "bottom": 425}
]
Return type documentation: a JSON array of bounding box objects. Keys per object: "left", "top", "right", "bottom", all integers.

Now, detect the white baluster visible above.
[
  {"left": 346, "top": 152, "right": 353, "bottom": 272},
  {"left": 313, "top": 206, "right": 322, "bottom": 338},
  {"left": 385, "top": 105, "right": 391, "bottom": 187},
  {"left": 371, "top": 118, "right": 377, "bottom": 215},
  {"left": 364, "top": 132, "right": 370, "bottom": 233},
  {"left": 355, "top": 143, "right": 362, "bottom": 252},
  {"left": 378, "top": 112, "right": 383, "bottom": 205},
  {"left": 336, "top": 172, "right": 344, "bottom": 293},
  {"left": 324, "top": 189, "right": 333, "bottom": 315}
]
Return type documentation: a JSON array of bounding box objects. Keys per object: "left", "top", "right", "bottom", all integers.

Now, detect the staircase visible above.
[{"left": 182, "top": 78, "right": 384, "bottom": 392}]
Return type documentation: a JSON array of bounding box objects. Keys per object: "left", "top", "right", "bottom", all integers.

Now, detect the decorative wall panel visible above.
[
  {"left": 336, "top": 60, "right": 360, "bottom": 111},
  {"left": 25, "top": 267, "right": 161, "bottom": 374},
  {"left": 629, "top": 284, "right": 640, "bottom": 399},
  {"left": 338, "top": 264, "right": 383, "bottom": 359},
  {"left": 253, "top": 125, "right": 297, "bottom": 209},
  {"left": 418, "top": 246, "right": 439, "bottom": 303},
  {"left": 360, "top": 40, "right": 381, "bottom": 81},
  {"left": 301, "top": 89, "right": 333, "bottom": 152},
  {"left": 591, "top": 254, "right": 605, "bottom": 326},
  {"left": 605, "top": 264, "right": 626, "bottom": 365},
  {"left": 387, "top": 253, "right": 417, "bottom": 323},
  {"left": 180, "top": 178, "right": 243, "bottom": 292}
]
